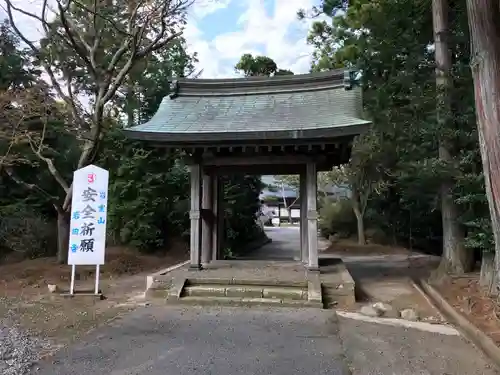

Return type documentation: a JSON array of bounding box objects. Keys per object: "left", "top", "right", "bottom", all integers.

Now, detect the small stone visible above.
[
  {"left": 422, "top": 316, "right": 440, "bottom": 323},
  {"left": 47, "top": 284, "right": 58, "bottom": 293},
  {"left": 0, "top": 320, "right": 51, "bottom": 375},
  {"left": 372, "top": 302, "right": 392, "bottom": 316},
  {"left": 400, "top": 308, "right": 419, "bottom": 321},
  {"left": 360, "top": 305, "right": 382, "bottom": 317}
]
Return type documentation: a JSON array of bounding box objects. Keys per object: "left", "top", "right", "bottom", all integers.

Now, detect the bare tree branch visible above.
[
  {"left": 25, "top": 130, "right": 70, "bottom": 193},
  {"left": 3, "top": 1, "right": 85, "bottom": 128},
  {"left": 3, "top": 0, "right": 193, "bottom": 223},
  {"left": 4, "top": 167, "right": 58, "bottom": 203}
]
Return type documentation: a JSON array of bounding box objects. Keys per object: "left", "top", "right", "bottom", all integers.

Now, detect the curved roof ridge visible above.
[{"left": 172, "top": 69, "right": 348, "bottom": 97}]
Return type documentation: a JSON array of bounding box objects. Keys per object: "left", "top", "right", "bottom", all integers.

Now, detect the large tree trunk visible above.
[
  {"left": 466, "top": 0, "right": 500, "bottom": 294},
  {"left": 351, "top": 190, "right": 366, "bottom": 245},
  {"left": 433, "top": 0, "right": 472, "bottom": 275},
  {"left": 480, "top": 251, "right": 496, "bottom": 294},
  {"left": 354, "top": 209, "right": 366, "bottom": 245},
  {"left": 56, "top": 208, "right": 70, "bottom": 264}
]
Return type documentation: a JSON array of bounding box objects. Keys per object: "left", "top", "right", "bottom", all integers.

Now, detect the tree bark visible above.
[
  {"left": 351, "top": 190, "right": 366, "bottom": 245},
  {"left": 354, "top": 209, "right": 366, "bottom": 245},
  {"left": 433, "top": 0, "right": 472, "bottom": 275},
  {"left": 56, "top": 208, "right": 70, "bottom": 264},
  {"left": 466, "top": 0, "right": 500, "bottom": 294},
  {"left": 480, "top": 251, "right": 496, "bottom": 293}
]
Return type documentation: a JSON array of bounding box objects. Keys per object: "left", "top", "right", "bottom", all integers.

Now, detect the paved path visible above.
[
  {"left": 237, "top": 226, "right": 300, "bottom": 260},
  {"left": 35, "top": 305, "right": 496, "bottom": 375},
  {"left": 34, "top": 228, "right": 498, "bottom": 374}
]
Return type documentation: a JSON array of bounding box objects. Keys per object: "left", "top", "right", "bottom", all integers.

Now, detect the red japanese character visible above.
[{"left": 87, "top": 173, "right": 96, "bottom": 183}]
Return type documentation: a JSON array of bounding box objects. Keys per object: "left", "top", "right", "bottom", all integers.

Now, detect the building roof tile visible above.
[{"left": 124, "top": 69, "right": 370, "bottom": 143}]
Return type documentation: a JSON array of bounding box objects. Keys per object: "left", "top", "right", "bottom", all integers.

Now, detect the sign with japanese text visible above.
[{"left": 67, "top": 165, "right": 109, "bottom": 265}]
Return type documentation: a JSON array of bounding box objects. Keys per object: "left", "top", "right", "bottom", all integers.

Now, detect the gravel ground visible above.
[
  {"left": 0, "top": 311, "right": 51, "bottom": 375},
  {"left": 0, "top": 323, "right": 47, "bottom": 375}
]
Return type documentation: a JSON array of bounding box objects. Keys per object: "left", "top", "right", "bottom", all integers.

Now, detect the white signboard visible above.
[{"left": 67, "top": 165, "right": 109, "bottom": 266}]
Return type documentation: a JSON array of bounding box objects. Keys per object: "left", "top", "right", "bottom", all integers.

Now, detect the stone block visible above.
[
  {"left": 240, "top": 297, "right": 283, "bottom": 305},
  {"left": 166, "top": 277, "right": 186, "bottom": 300},
  {"left": 372, "top": 302, "right": 393, "bottom": 316},
  {"left": 280, "top": 299, "right": 323, "bottom": 309},
  {"left": 183, "top": 284, "right": 225, "bottom": 297},
  {"left": 225, "top": 286, "right": 263, "bottom": 298},
  {"left": 400, "top": 308, "right": 419, "bottom": 321},
  {"left": 360, "top": 304, "right": 381, "bottom": 317},
  {"left": 307, "top": 280, "right": 322, "bottom": 303},
  {"left": 146, "top": 288, "right": 169, "bottom": 299},
  {"left": 306, "top": 270, "right": 323, "bottom": 303},
  {"left": 263, "top": 287, "right": 306, "bottom": 300}
]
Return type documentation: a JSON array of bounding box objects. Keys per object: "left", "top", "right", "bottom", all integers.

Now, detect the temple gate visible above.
[{"left": 124, "top": 69, "right": 370, "bottom": 275}]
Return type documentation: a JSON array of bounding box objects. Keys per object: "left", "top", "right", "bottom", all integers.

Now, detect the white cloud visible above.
[
  {"left": 3, "top": 0, "right": 326, "bottom": 79},
  {"left": 185, "top": 0, "right": 327, "bottom": 78},
  {"left": 191, "top": 0, "right": 232, "bottom": 19}
]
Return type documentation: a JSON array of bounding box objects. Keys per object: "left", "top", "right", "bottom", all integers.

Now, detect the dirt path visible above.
[
  {"left": 0, "top": 246, "right": 188, "bottom": 356},
  {"left": 322, "top": 238, "right": 443, "bottom": 321}
]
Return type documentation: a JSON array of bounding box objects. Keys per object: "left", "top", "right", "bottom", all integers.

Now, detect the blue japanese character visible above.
[
  {"left": 72, "top": 211, "right": 80, "bottom": 220},
  {"left": 70, "top": 244, "right": 78, "bottom": 253},
  {"left": 71, "top": 228, "right": 79, "bottom": 235},
  {"left": 97, "top": 217, "right": 106, "bottom": 225},
  {"left": 99, "top": 192, "right": 106, "bottom": 199},
  {"left": 98, "top": 204, "right": 105, "bottom": 212}
]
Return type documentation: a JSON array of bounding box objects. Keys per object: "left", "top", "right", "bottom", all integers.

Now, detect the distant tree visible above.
[
  {"left": 235, "top": 54, "right": 294, "bottom": 77},
  {"left": 271, "top": 175, "right": 300, "bottom": 224}
]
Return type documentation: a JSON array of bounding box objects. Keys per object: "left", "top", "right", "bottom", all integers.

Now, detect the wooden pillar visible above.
[
  {"left": 189, "top": 163, "right": 202, "bottom": 270},
  {"left": 211, "top": 175, "right": 220, "bottom": 261},
  {"left": 306, "top": 161, "right": 319, "bottom": 271},
  {"left": 201, "top": 173, "right": 213, "bottom": 265},
  {"left": 217, "top": 178, "right": 225, "bottom": 259},
  {"left": 300, "top": 171, "right": 308, "bottom": 263}
]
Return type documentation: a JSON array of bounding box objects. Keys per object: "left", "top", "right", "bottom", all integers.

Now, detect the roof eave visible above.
[{"left": 123, "top": 121, "right": 371, "bottom": 144}]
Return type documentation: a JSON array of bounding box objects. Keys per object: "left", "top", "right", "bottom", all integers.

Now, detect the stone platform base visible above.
[{"left": 146, "top": 259, "right": 354, "bottom": 309}]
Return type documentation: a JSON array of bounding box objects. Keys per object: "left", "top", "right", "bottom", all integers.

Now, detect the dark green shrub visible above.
[
  {"left": 318, "top": 198, "right": 357, "bottom": 238},
  {"left": 0, "top": 203, "right": 56, "bottom": 259}
]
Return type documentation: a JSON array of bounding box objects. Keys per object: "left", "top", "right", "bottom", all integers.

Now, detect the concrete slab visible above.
[{"left": 145, "top": 228, "right": 355, "bottom": 308}]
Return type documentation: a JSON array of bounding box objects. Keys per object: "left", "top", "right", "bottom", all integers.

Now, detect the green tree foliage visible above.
[
  {"left": 0, "top": 15, "right": 265, "bottom": 263},
  {"left": 318, "top": 199, "right": 356, "bottom": 239},
  {"left": 222, "top": 175, "right": 264, "bottom": 255},
  {"left": 0, "top": 22, "right": 65, "bottom": 259},
  {"left": 100, "top": 132, "right": 190, "bottom": 251},
  {"left": 306, "top": 0, "right": 491, "bottom": 275},
  {"left": 4, "top": 0, "right": 193, "bottom": 262},
  {"left": 235, "top": 54, "right": 293, "bottom": 77}
]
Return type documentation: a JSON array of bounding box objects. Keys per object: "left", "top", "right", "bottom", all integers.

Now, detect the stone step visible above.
[
  {"left": 175, "top": 295, "right": 323, "bottom": 309},
  {"left": 186, "top": 278, "right": 307, "bottom": 288},
  {"left": 322, "top": 286, "right": 356, "bottom": 307},
  {"left": 183, "top": 284, "right": 308, "bottom": 301}
]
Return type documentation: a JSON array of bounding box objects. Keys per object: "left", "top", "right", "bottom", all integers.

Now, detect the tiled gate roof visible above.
[{"left": 124, "top": 69, "right": 370, "bottom": 144}]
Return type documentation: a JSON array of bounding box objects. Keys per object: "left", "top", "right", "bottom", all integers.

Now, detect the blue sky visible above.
[
  {"left": 184, "top": 0, "right": 325, "bottom": 78},
  {"left": 4, "top": 0, "right": 324, "bottom": 79}
]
